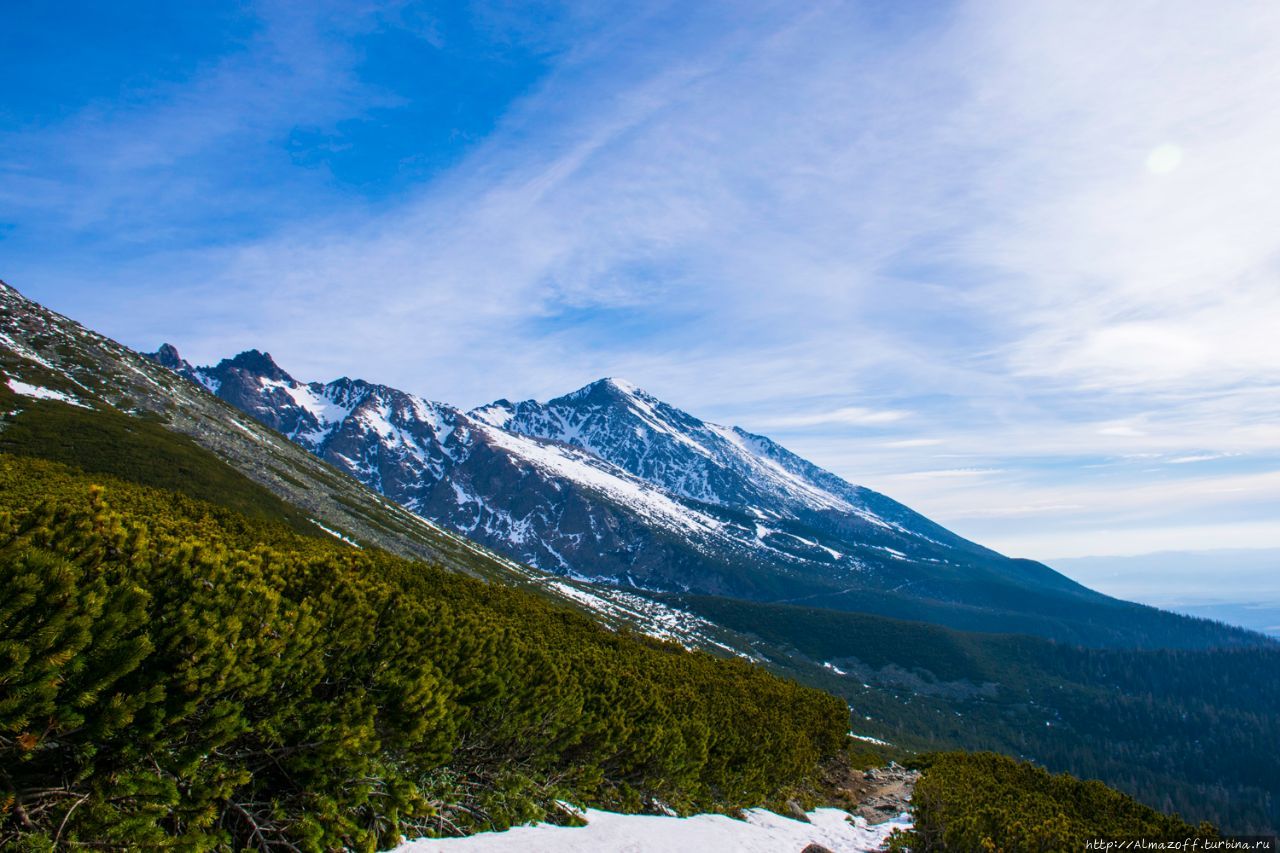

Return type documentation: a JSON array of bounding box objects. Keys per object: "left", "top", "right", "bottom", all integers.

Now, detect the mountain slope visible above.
[
  {"left": 148, "top": 343, "right": 1259, "bottom": 648},
  {"left": 4, "top": 280, "right": 1276, "bottom": 833},
  {"left": 474, "top": 378, "right": 987, "bottom": 555},
  {"left": 0, "top": 280, "right": 755, "bottom": 652},
  {"left": 0, "top": 451, "right": 852, "bottom": 847}
]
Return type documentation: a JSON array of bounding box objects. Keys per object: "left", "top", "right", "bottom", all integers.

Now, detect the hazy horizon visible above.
[{"left": 1049, "top": 547, "right": 1280, "bottom": 637}]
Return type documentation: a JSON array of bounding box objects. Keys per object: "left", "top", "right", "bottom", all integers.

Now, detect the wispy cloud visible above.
[
  {"left": 752, "top": 406, "right": 911, "bottom": 429},
  {"left": 889, "top": 468, "right": 1006, "bottom": 481},
  {"left": 881, "top": 438, "right": 944, "bottom": 449},
  {"left": 1167, "top": 453, "right": 1235, "bottom": 465},
  {"left": 5, "top": 0, "right": 1280, "bottom": 562}
]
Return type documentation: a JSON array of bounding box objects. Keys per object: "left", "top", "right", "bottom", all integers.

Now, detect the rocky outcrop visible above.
[{"left": 852, "top": 764, "right": 919, "bottom": 825}]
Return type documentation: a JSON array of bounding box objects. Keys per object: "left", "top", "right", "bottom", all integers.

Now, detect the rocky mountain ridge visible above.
[{"left": 143, "top": 341, "right": 1207, "bottom": 646}]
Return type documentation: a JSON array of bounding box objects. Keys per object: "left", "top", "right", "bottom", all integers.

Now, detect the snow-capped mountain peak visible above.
[
  {"left": 472, "top": 378, "right": 881, "bottom": 522},
  {"left": 144, "top": 352, "right": 1063, "bottom": 610},
  {"left": 565, "top": 376, "right": 644, "bottom": 398}
]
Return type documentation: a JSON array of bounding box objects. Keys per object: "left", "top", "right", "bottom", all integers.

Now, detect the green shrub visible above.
[
  {"left": 0, "top": 455, "right": 847, "bottom": 849},
  {"left": 901, "top": 752, "right": 1216, "bottom": 852}
]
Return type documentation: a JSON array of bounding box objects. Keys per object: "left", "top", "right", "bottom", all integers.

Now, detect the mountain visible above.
[
  {"left": 3, "top": 279, "right": 1277, "bottom": 833},
  {"left": 0, "top": 280, "right": 755, "bottom": 652},
  {"left": 474, "top": 378, "right": 977, "bottom": 546},
  {"left": 144, "top": 342, "right": 1260, "bottom": 649}
]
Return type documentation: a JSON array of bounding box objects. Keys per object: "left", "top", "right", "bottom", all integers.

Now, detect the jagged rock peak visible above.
[
  {"left": 143, "top": 343, "right": 199, "bottom": 378},
  {"left": 148, "top": 343, "right": 186, "bottom": 370},
  {"left": 216, "top": 349, "right": 291, "bottom": 382}
]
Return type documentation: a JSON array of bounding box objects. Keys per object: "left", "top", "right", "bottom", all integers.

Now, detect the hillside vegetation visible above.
[
  {"left": 895, "top": 752, "right": 1214, "bottom": 852},
  {"left": 0, "top": 385, "right": 1270, "bottom": 840},
  {"left": 0, "top": 380, "right": 319, "bottom": 535},
  {"left": 0, "top": 454, "right": 848, "bottom": 849}
]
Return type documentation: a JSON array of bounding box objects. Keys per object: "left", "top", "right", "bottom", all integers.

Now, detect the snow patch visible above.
[
  {"left": 480, "top": 426, "right": 723, "bottom": 537},
  {"left": 6, "top": 379, "right": 90, "bottom": 408},
  {"left": 544, "top": 581, "right": 628, "bottom": 618},
  {"left": 282, "top": 382, "right": 352, "bottom": 425},
  {"left": 469, "top": 401, "right": 515, "bottom": 428},
  {"left": 227, "top": 419, "right": 264, "bottom": 441},
  {"left": 309, "top": 518, "right": 362, "bottom": 548},
  {"left": 394, "top": 806, "right": 909, "bottom": 852}
]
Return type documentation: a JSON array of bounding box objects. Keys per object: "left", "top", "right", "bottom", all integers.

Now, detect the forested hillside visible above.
[
  {"left": 679, "top": 595, "right": 1280, "bottom": 832},
  {"left": 0, "top": 454, "right": 848, "bottom": 849}
]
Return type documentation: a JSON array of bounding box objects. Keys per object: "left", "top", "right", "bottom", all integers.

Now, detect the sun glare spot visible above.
[{"left": 1145, "top": 143, "right": 1183, "bottom": 174}]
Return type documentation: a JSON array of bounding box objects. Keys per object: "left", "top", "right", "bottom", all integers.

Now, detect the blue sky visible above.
[{"left": 4, "top": 1, "right": 1280, "bottom": 570}]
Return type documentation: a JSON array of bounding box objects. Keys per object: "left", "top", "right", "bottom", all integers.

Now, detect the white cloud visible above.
[
  {"left": 1098, "top": 425, "right": 1147, "bottom": 438},
  {"left": 1167, "top": 453, "right": 1232, "bottom": 465},
  {"left": 10, "top": 0, "right": 1280, "bottom": 560},
  {"left": 951, "top": 1, "right": 1280, "bottom": 394},
  {"left": 998, "top": 521, "right": 1280, "bottom": 562}
]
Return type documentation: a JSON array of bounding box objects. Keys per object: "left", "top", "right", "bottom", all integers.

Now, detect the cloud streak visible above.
[
  {"left": 752, "top": 406, "right": 912, "bottom": 429},
  {"left": 5, "top": 0, "right": 1280, "bottom": 565}
]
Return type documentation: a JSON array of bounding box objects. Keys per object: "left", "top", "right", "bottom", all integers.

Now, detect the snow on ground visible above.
[
  {"left": 278, "top": 380, "right": 353, "bottom": 425},
  {"left": 706, "top": 423, "right": 856, "bottom": 514},
  {"left": 227, "top": 418, "right": 265, "bottom": 441},
  {"left": 395, "top": 807, "right": 908, "bottom": 853},
  {"left": 308, "top": 518, "right": 363, "bottom": 548},
  {"left": 480, "top": 425, "right": 723, "bottom": 537},
  {"left": 6, "top": 378, "right": 90, "bottom": 407}
]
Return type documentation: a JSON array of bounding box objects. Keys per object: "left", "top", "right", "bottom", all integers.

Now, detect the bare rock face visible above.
[{"left": 800, "top": 844, "right": 836, "bottom": 853}]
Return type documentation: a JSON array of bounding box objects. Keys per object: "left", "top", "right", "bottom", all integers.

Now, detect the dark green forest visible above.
[
  {"left": 679, "top": 595, "right": 1280, "bottom": 832},
  {"left": 0, "top": 454, "right": 848, "bottom": 849}
]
